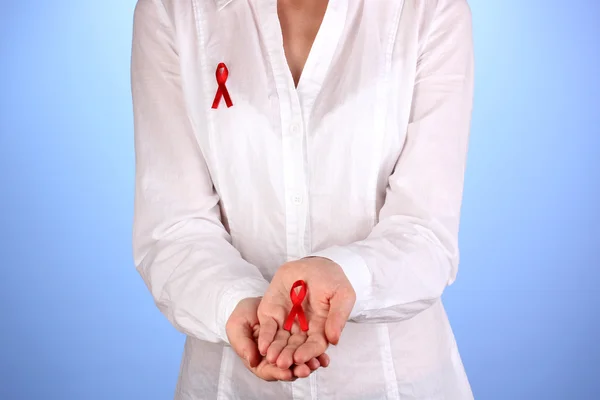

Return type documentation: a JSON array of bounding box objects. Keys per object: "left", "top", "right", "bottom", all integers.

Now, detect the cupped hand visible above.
[
  {"left": 226, "top": 297, "right": 329, "bottom": 381},
  {"left": 257, "top": 257, "right": 356, "bottom": 370}
]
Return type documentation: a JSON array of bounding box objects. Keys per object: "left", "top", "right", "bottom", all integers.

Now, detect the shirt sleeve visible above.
[
  {"left": 309, "top": 0, "right": 474, "bottom": 323},
  {"left": 131, "top": 0, "right": 269, "bottom": 343}
]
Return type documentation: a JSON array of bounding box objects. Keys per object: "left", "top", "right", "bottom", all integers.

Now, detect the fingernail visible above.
[{"left": 243, "top": 352, "right": 249, "bottom": 363}]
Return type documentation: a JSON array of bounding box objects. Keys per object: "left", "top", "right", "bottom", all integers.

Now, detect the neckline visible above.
[{"left": 255, "top": 0, "right": 347, "bottom": 117}]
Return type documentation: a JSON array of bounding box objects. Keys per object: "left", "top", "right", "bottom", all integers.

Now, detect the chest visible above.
[
  {"left": 178, "top": 0, "right": 420, "bottom": 181},
  {"left": 277, "top": 0, "right": 328, "bottom": 87}
]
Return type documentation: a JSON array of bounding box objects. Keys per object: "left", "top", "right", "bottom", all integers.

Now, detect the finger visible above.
[
  {"left": 266, "top": 329, "right": 290, "bottom": 364},
  {"left": 257, "top": 316, "right": 278, "bottom": 356},
  {"left": 294, "top": 334, "right": 328, "bottom": 365},
  {"left": 292, "top": 363, "right": 312, "bottom": 379},
  {"left": 257, "top": 361, "right": 294, "bottom": 382},
  {"left": 228, "top": 321, "right": 261, "bottom": 368},
  {"left": 306, "top": 357, "right": 320, "bottom": 371},
  {"left": 317, "top": 353, "right": 330, "bottom": 368},
  {"left": 277, "top": 332, "right": 307, "bottom": 370},
  {"left": 325, "top": 289, "right": 354, "bottom": 345}
]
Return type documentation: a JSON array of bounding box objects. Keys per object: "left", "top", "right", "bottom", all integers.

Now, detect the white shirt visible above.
[{"left": 131, "top": 0, "right": 475, "bottom": 398}]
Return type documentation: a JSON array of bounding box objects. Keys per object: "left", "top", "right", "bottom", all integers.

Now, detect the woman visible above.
[{"left": 131, "top": 0, "right": 474, "bottom": 398}]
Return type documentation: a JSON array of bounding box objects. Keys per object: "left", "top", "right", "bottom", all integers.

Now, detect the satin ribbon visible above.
[
  {"left": 211, "top": 62, "right": 233, "bottom": 109},
  {"left": 283, "top": 280, "right": 309, "bottom": 332}
]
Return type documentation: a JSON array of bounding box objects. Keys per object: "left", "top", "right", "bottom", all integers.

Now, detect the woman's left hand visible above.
[{"left": 257, "top": 257, "right": 356, "bottom": 370}]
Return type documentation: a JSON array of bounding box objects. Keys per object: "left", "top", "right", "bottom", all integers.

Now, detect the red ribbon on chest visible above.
[
  {"left": 211, "top": 62, "right": 233, "bottom": 109},
  {"left": 283, "top": 280, "right": 309, "bottom": 332}
]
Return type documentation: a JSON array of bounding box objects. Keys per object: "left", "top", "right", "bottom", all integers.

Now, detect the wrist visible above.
[
  {"left": 219, "top": 279, "right": 269, "bottom": 343},
  {"left": 306, "top": 246, "right": 371, "bottom": 319}
]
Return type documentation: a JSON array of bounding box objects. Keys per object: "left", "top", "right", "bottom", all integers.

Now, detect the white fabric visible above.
[{"left": 131, "top": 0, "right": 475, "bottom": 398}]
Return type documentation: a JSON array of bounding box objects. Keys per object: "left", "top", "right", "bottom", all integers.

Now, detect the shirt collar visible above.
[{"left": 215, "top": 0, "right": 235, "bottom": 10}]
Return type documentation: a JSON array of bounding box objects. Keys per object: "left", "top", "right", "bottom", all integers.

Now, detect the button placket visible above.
[
  {"left": 287, "top": 114, "right": 308, "bottom": 257},
  {"left": 258, "top": 0, "right": 309, "bottom": 261}
]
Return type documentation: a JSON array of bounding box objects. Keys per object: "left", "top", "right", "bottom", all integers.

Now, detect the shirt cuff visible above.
[
  {"left": 308, "top": 245, "right": 372, "bottom": 319},
  {"left": 218, "top": 277, "right": 270, "bottom": 344}
]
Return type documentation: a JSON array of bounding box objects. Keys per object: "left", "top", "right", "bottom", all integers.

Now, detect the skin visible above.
[
  {"left": 226, "top": 297, "right": 330, "bottom": 380},
  {"left": 257, "top": 257, "right": 356, "bottom": 369},
  {"left": 278, "top": 0, "right": 328, "bottom": 87}
]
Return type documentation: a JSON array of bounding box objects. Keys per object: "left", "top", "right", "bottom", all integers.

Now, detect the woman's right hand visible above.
[{"left": 226, "top": 297, "right": 328, "bottom": 381}]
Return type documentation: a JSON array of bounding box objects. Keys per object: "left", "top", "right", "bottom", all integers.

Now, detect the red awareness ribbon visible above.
[
  {"left": 283, "top": 280, "right": 309, "bottom": 332},
  {"left": 211, "top": 62, "right": 233, "bottom": 109}
]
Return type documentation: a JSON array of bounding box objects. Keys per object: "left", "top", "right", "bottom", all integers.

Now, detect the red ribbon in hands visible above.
[
  {"left": 211, "top": 62, "right": 233, "bottom": 109},
  {"left": 283, "top": 280, "right": 309, "bottom": 332}
]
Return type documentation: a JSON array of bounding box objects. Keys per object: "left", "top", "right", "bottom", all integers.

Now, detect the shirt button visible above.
[
  {"left": 291, "top": 194, "right": 303, "bottom": 205},
  {"left": 290, "top": 123, "right": 300, "bottom": 134}
]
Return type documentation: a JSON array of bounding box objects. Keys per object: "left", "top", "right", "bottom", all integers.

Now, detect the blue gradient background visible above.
[{"left": 1, "top": 1, "right": 598, "bottom": 399}]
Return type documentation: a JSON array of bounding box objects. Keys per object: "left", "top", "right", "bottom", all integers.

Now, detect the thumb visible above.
[
  {"left": 325, "top": 288, "right": 355, "bottom": 345},
  {"left": 228, "top": 320, "right": 261, "bottom": 368},
  {"left": 227, "top": 300, "right": 262, "bottom": 368}
]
